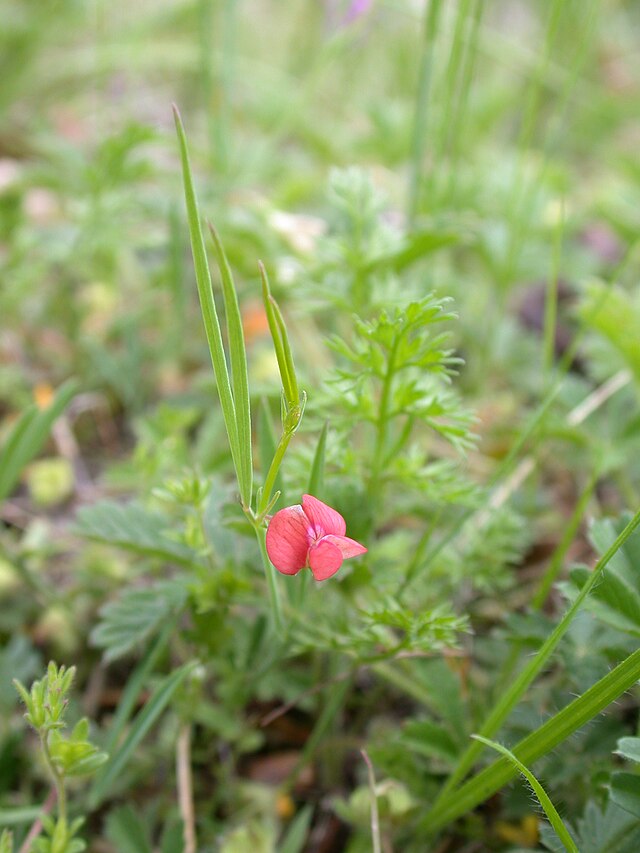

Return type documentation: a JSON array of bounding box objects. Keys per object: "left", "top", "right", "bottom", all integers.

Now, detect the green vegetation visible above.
[{"left": 2, "top": 1, "right": 640, "bottom": 850}]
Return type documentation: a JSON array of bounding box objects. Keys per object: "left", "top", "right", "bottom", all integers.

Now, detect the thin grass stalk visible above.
[
  {"left": 492, "top": 471, "right": 599, "bottom": 703},
  {"left": 255, "top": 524, "right": 284, "bottom": 635},
  {"left": 408, "top": 0, "right": 444, "bottom": 226},
  {"left": 437, "top": 0, "right": 473, "bottom": 164},
  {"left": 361, "top": 750, "right": 382, "bottom": 853},
  {"left": 543, "top": 198, "right": 565, "bottom": 376},
  {"left": 445, "top": 0, "right": 484, "bottom": 199},
  {"left": 531, "top": 471, "right": 598, "bottom": 610},
  {"left": 472, "top": 736, "right": 578, "bottom": 852}
]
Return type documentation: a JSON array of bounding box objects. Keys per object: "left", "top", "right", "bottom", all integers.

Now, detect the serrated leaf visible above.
[
  {"left": 75, "top": 500, "right": 198, "bottom": 566},
  {"left": 610, "top": 773, "right": 640, "bottom": 820},
  {"left": 91, "top": 580, "right": 187, "bottom": 662},
  {"left": 573, "top": 799, "right": 640, "bottom": 853},
  {"left": 616, "top": 737, "right": 640, "bottom": 764},
  {"left": 0, "top": 636, "right": 41, "bottom": 714}
]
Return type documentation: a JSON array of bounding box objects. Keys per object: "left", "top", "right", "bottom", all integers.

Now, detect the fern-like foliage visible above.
[{"left": 91, "top": 579, "right": 187, "bottom": 661}]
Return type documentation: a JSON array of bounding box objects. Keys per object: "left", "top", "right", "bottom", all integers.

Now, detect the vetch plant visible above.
[
  {"left": 174, "top": 105, "right": 311, "bottom": 632},
  {"left": 265, "top": 493, "right": 367, "bottom": 581}
]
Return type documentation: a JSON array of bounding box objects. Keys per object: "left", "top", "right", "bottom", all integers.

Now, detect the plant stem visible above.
[
  {"left": 408, "top": 0, "right": 444, "bottom": 225},
  {"left": 361, "top": 750, "right": 382, "bottom": 853},
  {"left": 176, "top": 723, "right": 197, "bottom": 853},
  {"left": 531, "top": 471, "right": 598, "bottom": 610},
  {"left": 255, "top": 524, "right": 283, "bottom": 635},
  {"left": 492, "top": 471, "right": 598, "bottom": 702},
  {"left": 39, "top": 732, "right": 66, "bottom": 825},
  {"left": 543, "top": 198, "right": 565, "bottom": 376},
  {"left": 257, "top": 430, "right": 294, "bottom": 520},
  {"left": 367, "top": 338, "right": 399, "bottom": 509},
  {"left": 18, "top": 788, "right": 56, "bottom": 853}
]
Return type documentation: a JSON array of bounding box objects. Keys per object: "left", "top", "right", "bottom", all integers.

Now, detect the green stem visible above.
[
  {"left": 531, "top": 471, "right": 597, "bottom": 610},
  {"left": 367, "top": 339, "right": 400, "bottom": 508},
  {"left": 431, "top": 505, "right": 640, "bottom": 812},
  {"left": 543, "top": 198, "right": 565, "bottom": 376},
  {"left": 408, "top": 0, "right": 444, "bottom": 225},
  {"left": 397, "top": 508, "right": 443, "bottom": 599},
  {"left": 39, "top": 732, "right": 66, "bottom": 825},
  {"left": 257, "top": 430, "right": 294, "bottom": 520},
  {"left": 255, "top": 524, "right": 283, "bottom": 635}
]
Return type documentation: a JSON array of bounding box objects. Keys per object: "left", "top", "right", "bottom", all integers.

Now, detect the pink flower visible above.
[{"left": 266, "top": 494, "right": 367, "bottom": 581}]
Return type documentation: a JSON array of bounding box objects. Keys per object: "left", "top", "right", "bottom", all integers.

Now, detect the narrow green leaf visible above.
[
  {"left": 472, "top": 735, "right": 578, "bottom": 853},
  {"left": 307, "top": 422, "right": 328, "bottom": 497},
  {"left": 363, "top": 230, "right": 459, "bottom": 274},
  {"left": 173, "top": 106, "right": 241, "bottom": 489},
  {"left": 259, "top": 399, "right": 284, "bottom": 509},
  {"left": 160, "top": 820, "right": 186, "bottom": 853},
  {"left": 105, "top": 805, "right": 153, "bottom": 853},
  {"left": 0, "top": 379, "right": 77, "bottom": 502},
  {"left": 278, "top": 805, "right": 313, "bottom": 853},
  {"left": 270, "top": 296, "right": 300, "bottom": 411},
  {"left": 89, "top": 662, "right": 195, "bottom": 807},
  {"left": 208, "top": 223, "right": 253, "bottom": 508},
  {"left": 259, "top": 262, "right": 293, "bottom": 405},
  {"left": 0, "top": 806, "right": 43, "bottom": 827},
  {"left": 424, "top": 646, "right": 640, "bottom": 832},
  {"left": 103, "top": 621, "right": 174, "bottom": 757}
]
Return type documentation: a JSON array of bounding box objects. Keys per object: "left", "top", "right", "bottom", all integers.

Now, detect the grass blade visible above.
[
  {"left": 258, "top": 398, "right": 285, "bottom": 510},
  {"left": 278, "top": 805, "right": 313, "bottom": 853},
  {"left": 102, "top": 620, "right": 175, "bottom": 757},
  {"left": 307, "top": 422, "right": 328, "bottom": 497},
  {"left": 259, "top": 261, "right": 299, "bottom": 412},
  {"left": 0, "top": 379, "right": 77, "bottom": 503},
  {"left": 430, "top": 506, "right": 640, "bottom": 811},
  {"left": 472, "top": 736, "right": 578, "bottom": 852},
  {"left": 173, "top": 106, "right": 242, "bottom": 493},
  {"left": 89, "top": 662, "right": 195, "bottom": 808},
  {"left": 208, "top": 223, "right": 252, "bottom": 507},
  {"left": 425, "top": 646, "right": 640, "bottom": 832}
]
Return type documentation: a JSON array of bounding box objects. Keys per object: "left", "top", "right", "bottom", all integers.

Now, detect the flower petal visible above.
[
  {"left": 265, "top": 505, "right": 311, "bottom": 575},
  {"left": 323, "top": 534, "right": 367, "bottom": 559},
  {"left": 302, "top": 494, "right": 346, "bottom": 537},
  {"left": 308, "top": 538, "right": 343, "bottom": 581}
]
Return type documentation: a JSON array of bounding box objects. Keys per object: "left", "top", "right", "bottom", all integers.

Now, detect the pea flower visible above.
[{"left": 266, "top": 494, "right": 367, "bottom": 581}]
